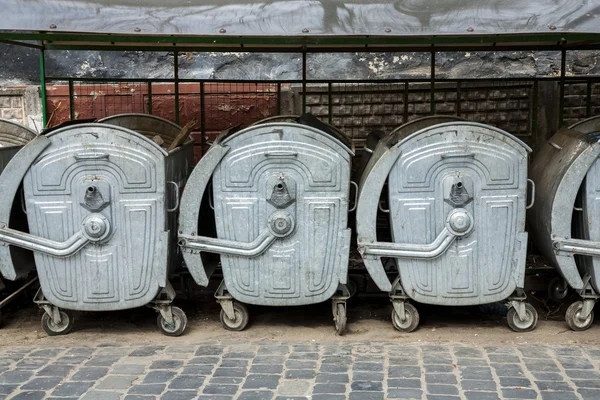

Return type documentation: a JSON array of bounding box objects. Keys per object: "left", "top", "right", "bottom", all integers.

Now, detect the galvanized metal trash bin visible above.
[
  {"left": 0, "top": 119, "right": 193, "bottom": 336},
  {"left": 356, "top": 117, "right": 537, "bottom": 332},
  {"left": 529, "top": 116, "right": 600, "bottom": 331},
  {"left": 178, "top": 116, "right": 354, "bottom": 334},
  {"left": 0, "top": 118, "right": 38, "bottom": 287}
]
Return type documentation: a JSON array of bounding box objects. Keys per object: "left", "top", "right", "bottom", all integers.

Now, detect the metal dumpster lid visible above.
[
  {"left": 0, "top": 118, "right": 37, "bottom": 147},
  {"left": 1, "top": 1, "right": 599, "bottom": 50}
]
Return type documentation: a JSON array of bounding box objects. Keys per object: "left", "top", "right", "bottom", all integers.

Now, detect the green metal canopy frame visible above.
[{"left": 1, "top": 0, "right": 600, "bottom": 127}]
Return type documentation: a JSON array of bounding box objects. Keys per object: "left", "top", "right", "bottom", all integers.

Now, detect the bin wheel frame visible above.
[
  {"left": 391, "top": 302, "right": 419, "bottom": 333},
  {"left": 565, "top": 300, "right": 595, "bottom": 331},
  {"left": 41, "top": 309, "right": 74, "bottom": 336},
  {"left": 220, "top": 302, "right": 249, "bottom": 331},
  {"left": 548, "top": 276, "right": 570, "bottom": 302},
  {"left": 347, "top": 279, "right": 358, "bottom": 298},
  {"left": 157, "top": 306, "right": 187, "bottom": 337},
  {"left": 507, "top": 303, "right": 538, "bottom": 332},
  {"left": 333, "top": 302, "right": 347, "bottom": 335}
]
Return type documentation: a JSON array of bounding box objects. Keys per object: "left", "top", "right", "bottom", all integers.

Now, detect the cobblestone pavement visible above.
[{"left": 0, "top": 342, "right": 599, "bottom": 400}]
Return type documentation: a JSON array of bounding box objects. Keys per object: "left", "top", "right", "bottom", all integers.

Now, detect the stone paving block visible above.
[
  {"left": 222, "top": 352, "right": 254, "bottom": 360},
  {"left": 188, "top": 357, "right": 220, "bottom": 365},
  {"left": 499, "top": 377, "right": 533, "bottom": 387},
  {"left": 285, "top": 361, "right": 317, "bottom": 369},
  {"left": 352, "top": 372, "right": 383, "bottom": 381},
  {"left": 573, "top": 380, "right": 600, "bottom": 388},
  {"left": 488, "top": 355, "right": 520, "bottom": 363},
  {"left": 21, "top": 377, "right": 63, "bottom": 390},
  {"left": 387, "top": 378, "right": 421, "bottom": 389},
  {"left": 15, "top": 359, "right": 49, "bottom": 370},
  {"left": 284, "top": 370, "right": 315, "bottom": 379},
  {"left": 312, "top": 383, "right": 346, "bottom": 394},
  {"left": 160, "top": 390, "right": 199, "bottom": 400},
  {"left": 253, "top": 356, "right": 286, "bottom": 364},
  {"left": 148, "top": 360, "right": 183, "bottom": 370},
  {"left": 578, "top": 389, "right": 600, "bottom": 399},
  {"left": 129, "top": 347, "right": 165, "bottom": 357},
  {"left": 209, "top": 377, "right": 243, "bottom": 385},
  {"left": 351, "top": 381, "right": 383, "bottom": 391},
  {"left": 237, "top": 391, "right": 275, "bottom": 400},
  {"left": 348, "top": 392, "right": 384, "bottom": 400},
  {"left": 213, "top": 368, "right": 247, "bottom": 378},
  {"left": 558, "top": 357, "right": 595, "bottom": 370},
  {"left": 464, "top": 392, "right": 500, "bottom": 400},
  {"left": 501, "top": 388, "right": 538, "bottom": 399},
  {"left": 0, "top": 384, "right": 18, "bottom": 395},
  {"left": 36, "top": 365, "right": 75, "bottom": 377},
  {"left": 276, "top": 379, "right": 311, "bottom": 396},
  {"left": 81, "top": 390, "right": 122, "bottom": 400},
  {"left": 311, "top": 395, "right": 345, "bottom": 400},
  {"left": 386, "top": 388, "right": 422, "bottom": 399},
  {"left": 85, "top": 356, "right": 122, "bottom": 367},
  {"left": 243, "top": 374, "right": 280, "bottom": 389},
  {"left": 461, "top": 380, "right": 497, "bottom": 391},
  {"left": 51, "top": 381, "right": 95, "bottom": 397},
  {"left": 288, "top": 353, "right": 319, "bottom": 360},
  {"left": 98, "top": 375, "right": 138, "bottom": 389},
  {"left": 530, "top": 372, "right": 563, "bottom": 381},
  {"left": 181, "top": 365, "right": 214, "bottom": 375},
  {"left": 202, "top": 384, "right": 239, "bottom": 395},
  {"left": 128, "top": 384, "right": 166, "bottom": 395},
  {"left": 424, "top": 365, "right": 455, "bottom": 373},
  {"left": 564, "top": 369, "right": 600, "bottom": 379},
  {"left": 112, "top": 365, "right": 146, "bottom": 375},
  {"left": 220, "top": 360, "right": 249, "bottom": 368},
  {"left": 142, "top": 371, "right": 177, "bottom": 384},
  {"left": 29, "top": 349, "right": 62, "bottom": 358},
  {"left": 250, "top": 365, "right": 283, "bottom": 374},
  {"left": 388, "top": 366, "right": 421, "bottom": 378},
  {"left": 318, "top": 364, "right": 348, "bottom": 373},
  {"left": 540, "top": 392, "right": 578, "bottom": 400},
  {"left": 491, "top": 364, "right": 525, "bottom": 377},
  {"left": 71, "top": 367, "right": 109, "bottom": 381},
  {"left": 460, "top": 367, "right": 494, "bottom": 380},
  {"left": 426, "top": 383, "right": 461, "bottom": 395},
  {"left": 10, "top": 391, "right": 47, "bottom": 400},
  {"left": 194, "top": 347, "right": 225, "bottom": 357},
  {"left": 315, "top": 373, "right": 349, "bottom": 383},
  {"left": 535, "top": 381, "right": 572, "bottom": 391},
  {"left": 0, "top": 371, "right": 33, "bottom": 384},
  {"left": 124, "top": 396, "right": 157, "bottom": 400},
  {"left": 168, "top": 375, "right": 205, "bottom": 390},
  {"left": 425, "top": 373, "right": 457, "bottom": 384}
]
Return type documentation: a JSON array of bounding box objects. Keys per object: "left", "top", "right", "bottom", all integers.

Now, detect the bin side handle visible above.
[
  {"left": 526, "top": 179, "right": 535, "bottom": 210},
  {"left": 166, "top": 181, "right": 180, "bottom": 212},
  {"left": 0, "top": 136, "right": 51, "bottom": 280},
  {"left": 348, "top": 181, "right": 358, "bottom": 212},
  {"left": 553, "top": 237, "right": 600, "bottom": 257}
]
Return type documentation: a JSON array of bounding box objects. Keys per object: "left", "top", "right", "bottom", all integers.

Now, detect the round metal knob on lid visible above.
[
  {"left": 268, "top": 211, "right": 295, "bottom": 238},
  {"left": 82, "top": 214, "right": 111, "bottom": 241},
  {"left": 447, "top": 208, "right": 474, "bottom": 236}
]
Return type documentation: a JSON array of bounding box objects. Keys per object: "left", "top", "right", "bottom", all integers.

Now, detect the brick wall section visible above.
[
  {"left": 302, "top": 82, "right": 534, "bottom": 148},
  {"left": 46, "top": 82, "right": 279, "bottom": 161}
]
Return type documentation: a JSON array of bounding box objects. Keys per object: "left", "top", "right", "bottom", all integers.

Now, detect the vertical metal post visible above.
[
  {"left": 68, "top": 79, "right": 75, "bottom": 120},
  {"left": 147, "top": 81, "right": 153, "bottom": 115},
  {"left": 403, "top": 81, "right": 409, "bottom": 123},
  {"left": 276, "top": 82, "right": 281, "bottom": 115},
  {"left": 302, "top": 50, "right": 307, "bottom": 114},
  {"left": 200, "top": 82, "right": 206, "bottom": 155},
  {"left": 586, "top": 80, "right": 592, "bottom": 118},
  {"left": 328, "top": 82, "right": 333, "bottom": 125},
  {"left": 39, "top": 44, "right": 47, "bottom": 127},
  {"left": 456, "top": 81, "right": 462, "bottom": 116},
  {"left": 174, "top": 51, "right": 180, "bottom": 125},
  {"left": 559, "top": 49, "right": 566, "bottom": 127},
  {"left": 430, "top": 51, "right": 436, "bottom": 115}
]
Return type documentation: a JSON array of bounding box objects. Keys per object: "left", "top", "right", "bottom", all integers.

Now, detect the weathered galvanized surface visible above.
[
  {"left": 98, "top": 115, "right": 195, "bottom": 277},
  {"left": 0, "top": 123, "right": 189, "bottom": 311},
  {"left": 180, "top": 122, "right": 353, "bottom": 306},
  {"left": 529, "top": 117, "right": 600, "bottom": 291},
  {"left": 357, "top": 119, "right": 531, "bottom": 305},
  {"left": 1, "top": 0, "right": 598, "bottom": 37}
]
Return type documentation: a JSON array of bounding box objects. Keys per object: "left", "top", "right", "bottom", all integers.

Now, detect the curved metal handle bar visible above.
[
  {"left": 526, "top": 179, "right": 536, "bottom": 210},
  {"left": 348, "top": 181, "right": 358, "bottom": 213},
  {"left": 0, "top": 227, "right": 90, "bottom": 257},
  {"left": 553, "top": 237, "right": 600, "bottom": 257},
  {"left": 166, "top": 181, "right": 180, "bottom": 212},
  {"left": 378, "top": 200, "right": 390, "bottom": 213},
  {"left": 359, "top": 227, "right": 457, "bottom": 259},
  {"left": 180, "top": 229, "right": 277, "bottom": 258},
  {"left": 74, "top": 152, "right": 109, "bottom": 160}
]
